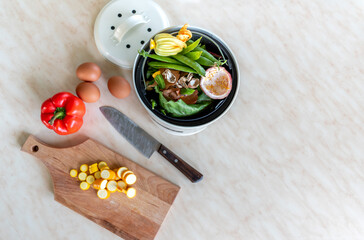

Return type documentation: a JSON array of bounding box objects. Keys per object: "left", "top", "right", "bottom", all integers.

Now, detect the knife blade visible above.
[{"left": 100, "top": 106, "right": 203, "bottom": 183}]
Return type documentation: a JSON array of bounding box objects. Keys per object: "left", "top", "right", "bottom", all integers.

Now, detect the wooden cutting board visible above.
[{"left": 21, "top": 135, "right": 180, "bottom": 240}]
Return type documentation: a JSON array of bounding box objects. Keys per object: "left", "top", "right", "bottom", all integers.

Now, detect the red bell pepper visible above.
[{"left": 41, "top": 92, "right": 86, "bottom": 135}]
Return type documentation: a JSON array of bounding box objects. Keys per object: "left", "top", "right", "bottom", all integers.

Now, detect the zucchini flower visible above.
[
  {"left": 150, "top": 33, "right": 186, "bottom": 56},
  {"left": 176, "top": 24, "right": 192, "bottom": 42}
]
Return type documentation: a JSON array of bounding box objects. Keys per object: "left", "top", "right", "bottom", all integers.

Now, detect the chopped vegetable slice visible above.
[
  {"left": 89, "top": 163, "right": 99, "bottom": 174},
  {"left": 78, "top": 172, "right": 87, "bottom": 181},
  {"left": 94, "top": 171, "right": 101, "bottom": 179},
  {"left": 101, "top": 169, "right": 116, "bottom": 180},
  {"left": 86, "top": 175, "right": 95, "bottom": 184},
  {"left": 126, "top": 187, "right": 137, "bottom": 199},
  {"left": 98, "top": 161, "right": 108, "bottom": 170},
  {"left": 107, "top": 180, "right": 118, "bottom": 193},
  {"left": 97, "top": 189, "right": 110, "bottom": 199},
  {"left": 80, "top": 164, "right": 88, "bottom": 172},
  {"left": 121, "top": 170, "right": 134, "bottom": 180},
  {"left": 117, "top": 181, "right": 127, "bottom": 192},
  {"left": 113, "top": 169, "right": 121, "bottom": 180},
  {"left": 93, "top": 179, "right": 108, "bottom": 190},
  {"left": 70, "top": 169, "right": 78, "bottom": 178},
  {"left": 117, "top": 167, "right": 128, "bottom": 179},
  {"left": 124, "top": 173, "right": 137, "bottom": 185},
  {"left": 80, "top": 181, "right": 90, "bottom": 191}
]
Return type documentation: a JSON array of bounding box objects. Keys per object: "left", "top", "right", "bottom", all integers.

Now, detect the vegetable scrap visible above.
[
  {"left": 139, "top": 24, "right": 233, "bottom": 118},
  {"left": 70, "top": 161, "right": 137, "bottom": 199}
]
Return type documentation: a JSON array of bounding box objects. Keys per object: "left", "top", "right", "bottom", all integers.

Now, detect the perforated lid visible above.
[{"left": 94, "top": 0, "right": 169, "bottom": 69}]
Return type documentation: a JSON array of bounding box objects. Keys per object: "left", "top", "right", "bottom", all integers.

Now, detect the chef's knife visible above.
[{"left": 100, "top": 106, "right": 203, "bottom": 183}]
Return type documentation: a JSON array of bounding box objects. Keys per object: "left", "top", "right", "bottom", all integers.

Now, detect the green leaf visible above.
[
  {"left": 155, "top": 87, "right": 211, "bottom": 117},
  {"left": 151, "top": 99, "right": 157, "bottom": 110},
  {"left": 196, "top": 93, "right": 212, "bottom": 103},
  {"left": 180, "top": 88, "right": 195, "bottom": 95}
]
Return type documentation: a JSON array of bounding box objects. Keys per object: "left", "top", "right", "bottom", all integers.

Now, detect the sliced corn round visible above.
[
  {"left": 97, "top": 189, "right": 110, "bottom": 199},
  {"left": 78, "top": 172, "right": 87, "bottom": 181},
  {"left": 94, "top": 171, "right": 101, "bottom": 179},
  {"left": 70, "top": 169, "right": 78, "bottom": 178},
  {"left": 80, "top": 164, "right": 88, "bottom": 172},
  {"left": 80, "top": 181, "right": 90, "bottom": 191},
  {"left": 98, "top": 161, "right": 108, "bottom": 170},
  {"left": 126, "top": 187, "right": 136, "bottom": 199},
  {"left": 86, "top": 175, "right": 95, "bottom": 184},
  {"left": 107, "top": 180, "right": 118, "bottom": 193}
]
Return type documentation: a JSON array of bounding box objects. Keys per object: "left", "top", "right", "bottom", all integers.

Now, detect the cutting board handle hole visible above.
[{"left": 32, "top": 145, "right": 39, "bottom": 152}]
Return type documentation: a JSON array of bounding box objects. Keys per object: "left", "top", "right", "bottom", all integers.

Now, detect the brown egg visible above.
[
  {"left": 76, "top": 62, "right": 102, "bottom": 82},
  {"left": 76, "top": 82, "right": 100, "bottom": 103},
  {"left": 108, "top": 76, "right": 131, "bottom": 99}
]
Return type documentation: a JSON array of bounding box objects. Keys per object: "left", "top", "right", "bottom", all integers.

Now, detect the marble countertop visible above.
[{"left": 1, "top": 0, "right": 364, "bottom": 239}]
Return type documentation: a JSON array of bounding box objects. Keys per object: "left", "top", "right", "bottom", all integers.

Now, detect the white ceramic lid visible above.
[{"left": 94, "top": 0, "right": 169, "bottom": 69}]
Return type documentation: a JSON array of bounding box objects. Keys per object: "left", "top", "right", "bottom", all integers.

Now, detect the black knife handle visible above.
[{"left": 158, "top": 144, "right": 203, "bottom": 183}]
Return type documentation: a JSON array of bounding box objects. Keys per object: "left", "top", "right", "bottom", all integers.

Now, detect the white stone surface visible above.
[{"left": 1, "top": 0, "right": 364, "bottom": 239}]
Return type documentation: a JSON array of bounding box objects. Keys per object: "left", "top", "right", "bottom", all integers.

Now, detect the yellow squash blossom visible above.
[
  {"left": 150, "top": 33, "right": 186, "bottom": 56},
  {"left": 176, "top": 24, "right": 192, "bottom": 42}
]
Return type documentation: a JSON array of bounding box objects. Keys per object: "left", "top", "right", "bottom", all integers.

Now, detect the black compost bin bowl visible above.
[{"left": 133, "top": 26, "right": 240, "bottom": 135}]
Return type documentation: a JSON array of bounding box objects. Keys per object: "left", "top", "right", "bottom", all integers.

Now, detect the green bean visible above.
[
  {"left": 138, "top": 50, "right": 180, "bottom": 64},
  {"left": 147, "top": 61, "right": 197, "bottom": 74},
  {"left": 185, "top": 51, "right": 202, "bottom": 60},
  {"left": 186, "top": 40, "right": 194, "bottom": 45},
  {"left": 196, "top": 56, "right": 214, "bottom": 67},
  {"left": 194, "top": 46, "right": 219, "bottom": 63},
  {"left": 172, "top": 54, "right": 206, "bottom": 76},
  {"left": 180, "top": 37, "right": 202, "bottom": 55}
]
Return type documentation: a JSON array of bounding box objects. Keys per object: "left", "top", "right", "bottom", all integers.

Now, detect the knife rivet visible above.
[
  {"left": 163, "top": 150, "right": 167, "bottom": 154},
  {"left": 174, "top": 159, "right": 178, "bottom": 163}
]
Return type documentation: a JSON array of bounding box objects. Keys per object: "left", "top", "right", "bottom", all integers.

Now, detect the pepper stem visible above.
[{"left": 48, "top": 107, "right": 66, "bottom": 125}]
